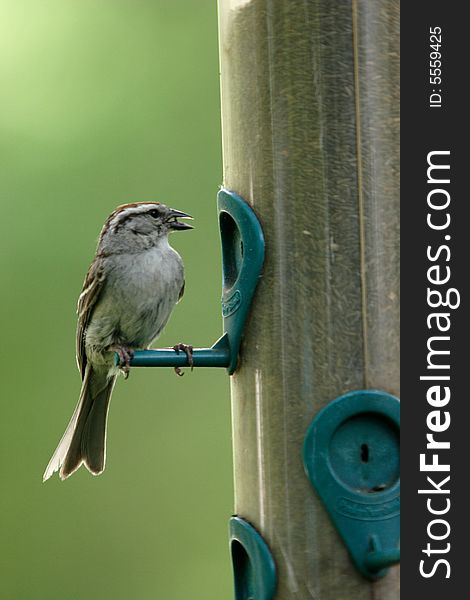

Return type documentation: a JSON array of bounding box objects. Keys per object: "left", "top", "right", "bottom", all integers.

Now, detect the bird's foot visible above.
[
  {"left": 173, "top": 343, "right": 194, "bottom": 376},
  {"left": 112, "top": 345, "right": 135, "bottom": 379}
]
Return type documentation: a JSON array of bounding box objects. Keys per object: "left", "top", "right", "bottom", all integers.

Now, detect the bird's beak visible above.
[{"left": 167, "top": 209, "right": 193, "bottom": 230}]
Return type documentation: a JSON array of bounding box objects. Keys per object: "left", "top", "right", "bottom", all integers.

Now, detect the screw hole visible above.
[{"left": 360, "top": 443, "right": 369, "bottom": 463}]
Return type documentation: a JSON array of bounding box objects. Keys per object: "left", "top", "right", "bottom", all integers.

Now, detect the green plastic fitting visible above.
[
  {"left": 303, "top": 389, "right": 400, "bottom": 580},
  {"left": 230, "top": 516, "right": 277, "bottom": 600}
]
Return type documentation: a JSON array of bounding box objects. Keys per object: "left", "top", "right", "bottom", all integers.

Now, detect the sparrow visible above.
[{"left": 43, "top": 202, "right": 192, "bottom": 481}]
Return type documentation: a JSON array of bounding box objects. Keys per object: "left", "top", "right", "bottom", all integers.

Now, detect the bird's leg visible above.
[
  {"left": 111, "top": 345, "right": 135, "bottom": 379},
  {"left": 172, "top": 343, "right": 194, "bottom": 376}
]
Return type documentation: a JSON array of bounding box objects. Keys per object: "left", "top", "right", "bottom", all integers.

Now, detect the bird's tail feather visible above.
[{"left": 43, "top": 365, "right": 116, "bottom": 481}]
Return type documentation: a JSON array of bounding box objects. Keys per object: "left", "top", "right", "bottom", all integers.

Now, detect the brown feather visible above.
[
  {"left": 99, "top": 201, "right": 162, "bottom": 237},
  {"left": 76, "top": 259, "right": 106, "bottom": 378}
]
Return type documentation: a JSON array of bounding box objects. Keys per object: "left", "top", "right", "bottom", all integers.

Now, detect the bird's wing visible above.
[{"left": 76, "top": 258, "right": 106, "bottom": 378}]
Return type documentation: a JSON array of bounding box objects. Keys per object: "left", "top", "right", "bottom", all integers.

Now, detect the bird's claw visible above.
[
  {"left": 173, "top": 343, "right": 194, "bottom": 376},
  {"left": 112, "top": 345, "right": 135, "bottom": 379}
]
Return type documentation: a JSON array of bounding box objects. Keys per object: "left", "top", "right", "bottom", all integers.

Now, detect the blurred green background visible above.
[{"left": 0, "top": 1, "right": 233, "bottom": 598}]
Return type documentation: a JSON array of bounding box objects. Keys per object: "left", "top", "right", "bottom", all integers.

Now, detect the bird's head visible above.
[{"left": 98, "top": 202, "right": 193, "bottom": 253}]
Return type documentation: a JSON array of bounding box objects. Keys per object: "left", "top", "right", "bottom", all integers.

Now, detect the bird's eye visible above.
[{"left": 149, "top": 209, "right": 160, "bottom": 218}]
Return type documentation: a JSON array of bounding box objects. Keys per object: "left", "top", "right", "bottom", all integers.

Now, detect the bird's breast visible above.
[
  {"left": 120, "top": 246, "right": 183, "bottom": 299},
  {"left": 93, "top": 244, "right": 184, "bottom": 348}
]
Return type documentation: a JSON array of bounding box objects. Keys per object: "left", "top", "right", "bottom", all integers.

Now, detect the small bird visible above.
[{"left": 43, "top": 202, "right": 193, "bottom": 481}]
